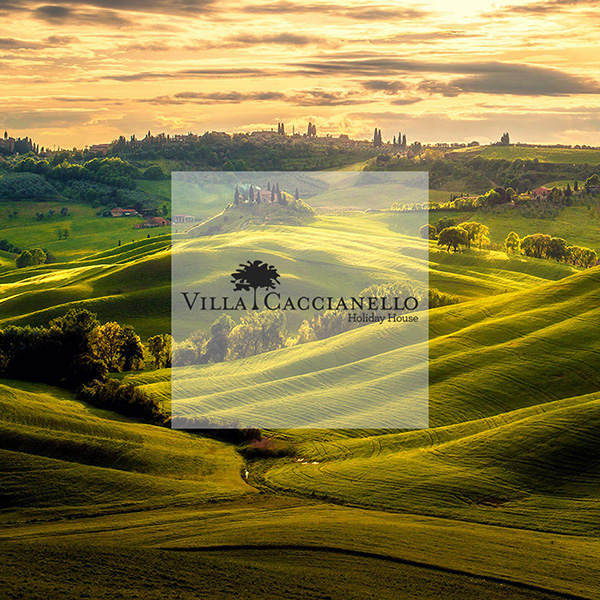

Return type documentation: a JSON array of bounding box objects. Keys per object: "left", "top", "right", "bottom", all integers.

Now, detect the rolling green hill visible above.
[
  {"left": 0, "top": 379, "right": 251, "bottom": 518},
  {"left": 135, "top": 266, "right": 600, "bottom": 430},
  {"left": 0, "top": 201, "right": 157, "bottom": 261},
  {"left": 452, "top": 145, "right": 600, "bottom": 164},
  {"left": 0, "top": 212, "right": 579, "bottom": 340},
  {"left": 2, "top": 202, "right": 600, "bottom": 599}
]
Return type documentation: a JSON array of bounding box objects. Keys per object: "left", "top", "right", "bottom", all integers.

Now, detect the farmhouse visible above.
[
  {"left": 111, "top": 207, "right": 139, "bottom": 217},
  {"left": 531, "top": 186, "right": 552, "bottom": 198},
  {"left": 135, "top": 216, "right": 170, "bottom": 228}
]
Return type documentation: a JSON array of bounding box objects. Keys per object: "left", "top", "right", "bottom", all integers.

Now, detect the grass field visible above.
[
  {"left": 0, "top": 210, "right": 580, "bottom": 340},
  {"left": 2, "top": 185, "right": 600, "bottom": 598},
  {"left": 2, "top": 377, "right": 600, "bottom": 599},
  {"left": 0, "top": 201, "right": 160, "bottom": 261},
  {"left": 452, "top": 145, "right": 600, "bottom": 164}
]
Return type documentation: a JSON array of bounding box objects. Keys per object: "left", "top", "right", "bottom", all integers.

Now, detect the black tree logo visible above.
[{"left": 231, "top": 260, "right": 280, "bottom": 310}]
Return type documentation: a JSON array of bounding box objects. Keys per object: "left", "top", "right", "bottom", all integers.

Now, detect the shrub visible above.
[
  {"left": 77, "top": 379, "right": 166, "bottom": 424},
  {"left": 239, "top": 437, "right": 296, "bottom": 459}
]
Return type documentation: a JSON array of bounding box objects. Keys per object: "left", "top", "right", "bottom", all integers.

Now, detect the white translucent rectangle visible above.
[{"left": 171, "top": 171, "right": 429, "bottom": 429}]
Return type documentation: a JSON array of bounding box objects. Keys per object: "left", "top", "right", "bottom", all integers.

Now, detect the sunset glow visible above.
[{"left": 1, "top": 0, "right": 599, "bottom": 147}]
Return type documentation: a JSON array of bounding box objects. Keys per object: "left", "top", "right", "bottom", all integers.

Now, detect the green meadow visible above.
[
  {"left": 453, "top": 145, "right": 600, "bottom": 164},
  {"left": 1, "top": 164, "right": 600, "bottom": 598},
  {"left": 0, "top": 201, "right": 159, "bottom": 262}
]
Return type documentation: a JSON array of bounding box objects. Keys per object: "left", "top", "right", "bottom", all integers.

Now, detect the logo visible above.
[
  {"left": 180, "top": 258, "right": 420, "bottom": 323},
  {"left": 231, "top": 260, "right": 280, "bottom": 310}
]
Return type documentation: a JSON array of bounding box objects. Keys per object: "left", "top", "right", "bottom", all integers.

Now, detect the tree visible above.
[
  {"left": 505, "top": 231, "right": 520, "bottom": 255},
  {"left": 90, "top": 322, "right": 125, "bottom": 372},
  {"left": 521, "top": 233, "right": 551, "bottom": 259},
  {"left": 204, "top": 314, "right": 234, "bottom": 362},
  {"left": 435, "top": 217, "right": 455, "bottom": 233},
  {"left": 147, "top": 334, "right": 172, "bottom": 369},
  {"left": 120, "top": 325, "right": 145, "bottom": 371},
  {"left": 16, "top": 250, "right": 34, "bottom": 268},
  {"left": 227, "top": 311, "right": 287, "bottom": 360},
  {"left": 461, "top": 222, "right": 490, "bottom": 250},
  {"left": 419, "top": 224, "right": 437, "bottom": 240},
  {"left": 546, "top": 237, "right": 568, "bottom": 262},
  {"left": 231, "top": 260, "right": 280, "bottom": 310},
  {"left": 31, "top": 248, "right": 47, "bottom": 265},
  {"left": 437, "top": 226, "right": 469, "bottom": 252}
]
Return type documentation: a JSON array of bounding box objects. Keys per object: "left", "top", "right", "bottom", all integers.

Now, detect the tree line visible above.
[{"left": 422, "top": 218, "right": 598, "bottom": 268}]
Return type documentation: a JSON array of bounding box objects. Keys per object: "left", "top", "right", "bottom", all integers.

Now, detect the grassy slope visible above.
[
  {"left": 452, "top": 145, "right": 600, "bottom": 164},
  {"left": 1, "top": 213, "right": 575, "bottom": 340},
  {"left": 130, "top": 266, "right": 600, "bottom": 535},
  {"left": 0, "top": 201, "right": 158, "bottom": 261},
  {"left": 137, "top": 266, "right": 600, "bottom": 428},
  {"left": 0, "top": 379, "right": 251, "bottom": 518},
  {"left": 0, "top": 235, "right": 171, "bottom": 339},
  {"left": 3, "top": 497, "right": 600, "bottom": 599}
]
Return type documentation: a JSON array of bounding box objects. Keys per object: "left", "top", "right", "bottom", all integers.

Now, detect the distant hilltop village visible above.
[{"left": 0, "top": 124, "right": 598, "bottom": 160}]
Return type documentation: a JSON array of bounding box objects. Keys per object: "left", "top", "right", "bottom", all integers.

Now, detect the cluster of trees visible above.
[
  {"left": 0, "top": 239, "right": 21, "bottom": 254},
  {"left": 0, "top": 172, "right": 58, "bottom": 200},
  {"left": 393, "top": 132, "right": 407, "bottom": 149},
  {"left": 505, "top": 232, "right": 597, "bottom": 267},
  {"left": 422, "top": 220, "right": 491, "bottom": 252},
  {"left": 499, "top": 132, "right": 511, "bottom": 145},
  {"left": 234, "top": 182, "right": 286, "bottom": 205},
  {"left": 0, "top": 132, "right": 40, "bottom": 156},
  {"left": 173, "top": 311, "right": 286, "bottom": 366},
  {"left": 106, "top": 130, "right": 377, "bottom": 171},
  {"left": 0, "top": 309, "right": 145, "bottom": 388},
  {"left": 78, "top": 379, "right": 165, "bottom": 424},
  {"left": 393, "top": 179, "right": 600, "bottom": 217},
  {"left": 420, "top": 217, "right": 598, "bottom": 268},
  {"left": 16, "top": 248, "right": 47, "bottom": 268},
  {"left": 12, "top": 156, "right": 139, "bottom": 189},
  {"left": 147, "top": 334, "right": 172, "bottom": 368},
  {"left": 376, "top": 153, "right": 598, "bottom": 196}
]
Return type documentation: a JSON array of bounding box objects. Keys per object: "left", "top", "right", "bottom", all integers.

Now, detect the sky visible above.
[{"left": 1, "top": 0, "right": 599, "bottom": 148}]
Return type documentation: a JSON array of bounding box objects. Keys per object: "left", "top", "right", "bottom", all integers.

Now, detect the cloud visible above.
[
  {"left": 142, "top": 88, "right": 368, "bottom": 106},
  {"left": 241, "top": 2, "right": 427, "bottom": 20},
  {"left": 492, "top": 0, "right": 600, "bottom": 15},
  {"left": 371, "top": 30, "right": 473, "bottom": 44},
  {"left": 362, "top": 80, "right": 407, "bottom": 93},
  {"left": 228, "top": 32, "right": 320, "bottom": 47},
  {"left": 390, "top": 97, "right": 422, "bottom": 106},
  {"left": 33, "top": 4, "right": 132, "bottom": 26},
  {"left": 289, "top": 89, "right": 365, "bottom": 106},
  {"left": 297, "top": 58, "right": 600, "bottom": 96},
  {"left": 0, "top": 35, "right": 76, "bottom": 49},
  {"left": 104, "top": 68, "right": 277, "bottom": 81},
  {"left": 6, "top": 0, "right": 219, "bottom": 19},
  {"left": 0, "top": 108, "right": 92, "bottom": 128}
]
